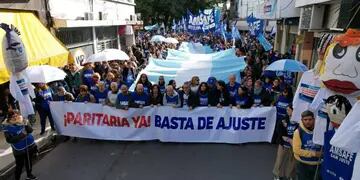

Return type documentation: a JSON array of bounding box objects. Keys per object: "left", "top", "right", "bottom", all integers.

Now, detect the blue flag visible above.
[
  {"left": 231, "top": 23, "right": 241, "bottom": 40},
  {"left": 246, "top": 13, "right": 264, "bottom": 36},
  {"left": 257, "top": 33, "right": 272, "bottom": 51}
]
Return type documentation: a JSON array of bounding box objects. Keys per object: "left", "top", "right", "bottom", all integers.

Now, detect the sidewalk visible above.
[{"left": 0, "top": 115, "right": 54, "bottom": 177}]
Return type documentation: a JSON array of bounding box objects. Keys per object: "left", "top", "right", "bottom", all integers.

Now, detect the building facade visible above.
[
  {"left": 295, "top": 0, "right": 359, "bottom": 68},
  {"left": 48, "top": 0, "right": 142, "bottom": 66}
]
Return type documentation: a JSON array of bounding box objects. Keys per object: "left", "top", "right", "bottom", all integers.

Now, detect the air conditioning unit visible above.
[
  {"left": 98, "top": 12, "right": 108, "bottom": 20},
  {"left": 84, "top": 12, "right": 94, "bottom": 20},
  {"left": 299, "top": 5, "right": 325, "bottom": 30}
]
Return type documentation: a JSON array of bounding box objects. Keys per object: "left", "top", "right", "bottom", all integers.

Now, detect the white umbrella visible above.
[
  {"left": 26, "top": 65, "right": 67, "bottom": 83},
  {"left": 164, "top": 37, "right": 179, "bottom": 44},
  {"left": 86, "top": 49, "right": 130, "bottom": 63},
  {"left": 151, "top": 35, "right": 166, "bottom": 42},
  {"left": 265, "top": 59, "right": 308, "bottom": 72}
]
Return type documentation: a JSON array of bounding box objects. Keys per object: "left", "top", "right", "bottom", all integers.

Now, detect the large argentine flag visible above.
[
  {"left": 178, "top": 42, "right": 213, "bottom": 54},
  {"left": 131, "top": 48, "right": 245, "bottom": 90}
]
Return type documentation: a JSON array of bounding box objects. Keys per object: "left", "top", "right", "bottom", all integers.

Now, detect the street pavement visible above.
[{"left": 28, "top": 140, "right": 277, "bottom": 180}]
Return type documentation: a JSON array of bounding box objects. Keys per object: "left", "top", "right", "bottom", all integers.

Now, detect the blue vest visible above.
[
  {"left": 3, "top": 125, "right": 35, "bottom": 151},
  {"left": 226, "top": 82, "right": 240, "bottom": 97},
  {"left": 38, "top": 88, "right": 53, "bottom": 110},
  {"left": 253, "top": 94, "right": 262, "bottom": 106},
  {"left": 299, "top": 127, "right": 322, "bottom": 162},
  {"left": 166, "top": 94, "right": 179, "bottom": 105},
  {"left": 276, "top": 96, "right": 290, "bottom": 119},
  {"left": 117, "top": 93, "right": 130, "bottom": 106},
  {"left": 83, "top": 69, "right": 94, "bottom": 86},
  {"left": 131, "top": 92, "right": 148, "bottom": 106},
  {"left": 94, "top": 90, "right": 108, "bottom": 104},
  {"left": 283, "top": 122, "right": 298, "bottom": 148},
  {"left": 322, "top": 130, "right": 356, "bottom": 180},
  {"left": 234, "top": 95, "right": 249, "bottom": 106},
  {"left": 198, "top": 93, "right": 208, "bottom": 106},
  {"left": 159, "top": 85, "right": 166, "bottom": 94}
]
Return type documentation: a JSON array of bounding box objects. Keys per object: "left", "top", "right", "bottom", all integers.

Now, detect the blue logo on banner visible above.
[
  {"left": 322, "top": 130, "right": 356, "bottom": 180},
  {"left": 246, "top": 13, "right": 264, "bottom": 36},
  {"left": 187, "top": 9, "right": 219, "bottom": 33}
]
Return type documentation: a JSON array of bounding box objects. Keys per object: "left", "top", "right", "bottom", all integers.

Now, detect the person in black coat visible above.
[
  {"left": 150, "top": 84, "right": 163, "bottom": 106},
  {"left": 211, "top": 80, "right": 231, "bottom": 107},
  {"left": 178, "top": 82, "right": 197, "bottom": 110},
  {"left": 253, "top": 80, "right": 272, "bottom": 107}
]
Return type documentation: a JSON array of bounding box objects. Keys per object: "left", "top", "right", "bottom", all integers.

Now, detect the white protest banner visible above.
[{"left": 50, "top": 102, "right": 277, "bottom": 144}]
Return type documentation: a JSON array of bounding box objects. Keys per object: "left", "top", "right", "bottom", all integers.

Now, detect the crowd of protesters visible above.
[{"left": 0, "top": 30, "right": 320, "bottom": 180}]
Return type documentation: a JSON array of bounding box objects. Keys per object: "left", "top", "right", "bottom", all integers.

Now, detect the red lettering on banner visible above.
[
  {"left": 147, "top": 116, "right": 151, "bottom": 127},
  {"left": 109, "top": 116, "right": 117, "bottom": 126},
  {"left": 102, "top": 114, "right": 109, "bottom": 126},
  {"left": 132, "top": 116, "right": 140, "bottom": 128},
  {"left": 138, "top": 116, "right": 148, "bottom": 128},
  {"left": 83, "top": 113, "right": 91, "bottom": 125},
  {"left": 64, "top": 112, "right": 74, "bottom": 127},
  {"left": 95, "top": 113, "right": 103, "bottom": 125},
  {"left": 74, "top": 112, "right": 82, "bottom": 126},
  {"left": 122, "top": 118, "right": 130, "bottom": 127}
]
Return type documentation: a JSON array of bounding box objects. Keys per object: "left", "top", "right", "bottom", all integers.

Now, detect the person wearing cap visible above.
[
  {"left": 2, "top": 110, "right": 38, "bottom": 180},
  {"left": 207, "top": 77, "right": 218, "bottom": 106}
]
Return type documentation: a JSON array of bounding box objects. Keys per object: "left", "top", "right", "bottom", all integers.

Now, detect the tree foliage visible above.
[{"left": 135, "top": 0, "right": 223, "bottom": 26}]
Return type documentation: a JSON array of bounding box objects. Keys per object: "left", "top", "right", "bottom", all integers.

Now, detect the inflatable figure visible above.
[{"left": 1, "top": 23, "right": 35, "bottom": 119}]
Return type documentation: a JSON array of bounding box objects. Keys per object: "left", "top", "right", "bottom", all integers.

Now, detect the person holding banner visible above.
[
  {"left": 115, "top": 84, "right": 131, "bottom": 110},
  {"left": 150, "top": 84, "right": 163, "bottom": 106},
  {"left": 75, "top": 85, "right": 96, "bottom": 104},
  {"left": 226, "top": 74, "right": 240, "bottom": 102},
  {"left": 179, "top": 82, "right": 197, "bottom": 110},
  {"left": 233, "top": 86, "right": 253, "bottom": 109},
  {"left": 138, "top": 74, "right": 152, "bottom": 94},
  {"left": 253, "top": 80, "right": 271, "bottom": 107},
  {"left": 213, "top": 80, "right": 231, "bottom": 108},
  {"left": 163, "top": 85, "right": 180, "bottom": 108},
  {"left": 130, "top": 84, "right": 150, "bottom": 108},
  {"left": 197, "top": 82, "right": 210, "bottom": 107},
  {"left": 93, "top": 81, "right": 108, "bottom": 104},
  {"left": 292, "top": 110, "right": 322, "bottom": 180},
  {"left": 158, "top": 76, "right": 166, "bottom": 94},
  {"left": 106, "top": 82, "right": 119, "bottom": 107}
]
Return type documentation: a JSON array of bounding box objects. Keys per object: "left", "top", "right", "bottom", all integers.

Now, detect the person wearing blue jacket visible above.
[
  {"left": 34, "top": 83, "right": 55, "bottom": 135},
  {"left": 80, "top": 62, "right": 94, "bottom": 87},
  {"left": 226, "top": 74, "right": 240, "bottom": 101},
  {"left": 93, "top": 81, "right": 108, "bottom": 104},
  {"left": 275, "top": 87, "right": 293, "bottom": 121},
  {"left": 130, "top": 84, "right": 150, "bottom": 108},
  {"left": 3, "top": 110, "right": 38, "bottom": 180},
  {"left": 116, "top": 84, "right": 131, "bottom": 110},
  {"left": 233, "top": 86, "right": 253, "bottom": 109}
]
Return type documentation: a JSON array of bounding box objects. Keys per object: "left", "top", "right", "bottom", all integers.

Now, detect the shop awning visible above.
[{"left": 0, "top": 11, "right": 72, "bottom": 84}]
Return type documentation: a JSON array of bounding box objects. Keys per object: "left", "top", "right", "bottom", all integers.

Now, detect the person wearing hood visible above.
[
  {"left": 253, "top": 80, "right": 271, "bottom": 107},
  {"left": 2, "top": 110, "right": 38, "bottom": 180},
  {"left": 293, "top": 110, "right": 322, "bottom": 180},
  {"left": 163, "top": 85, "right": 180, "bottom": 107}
]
